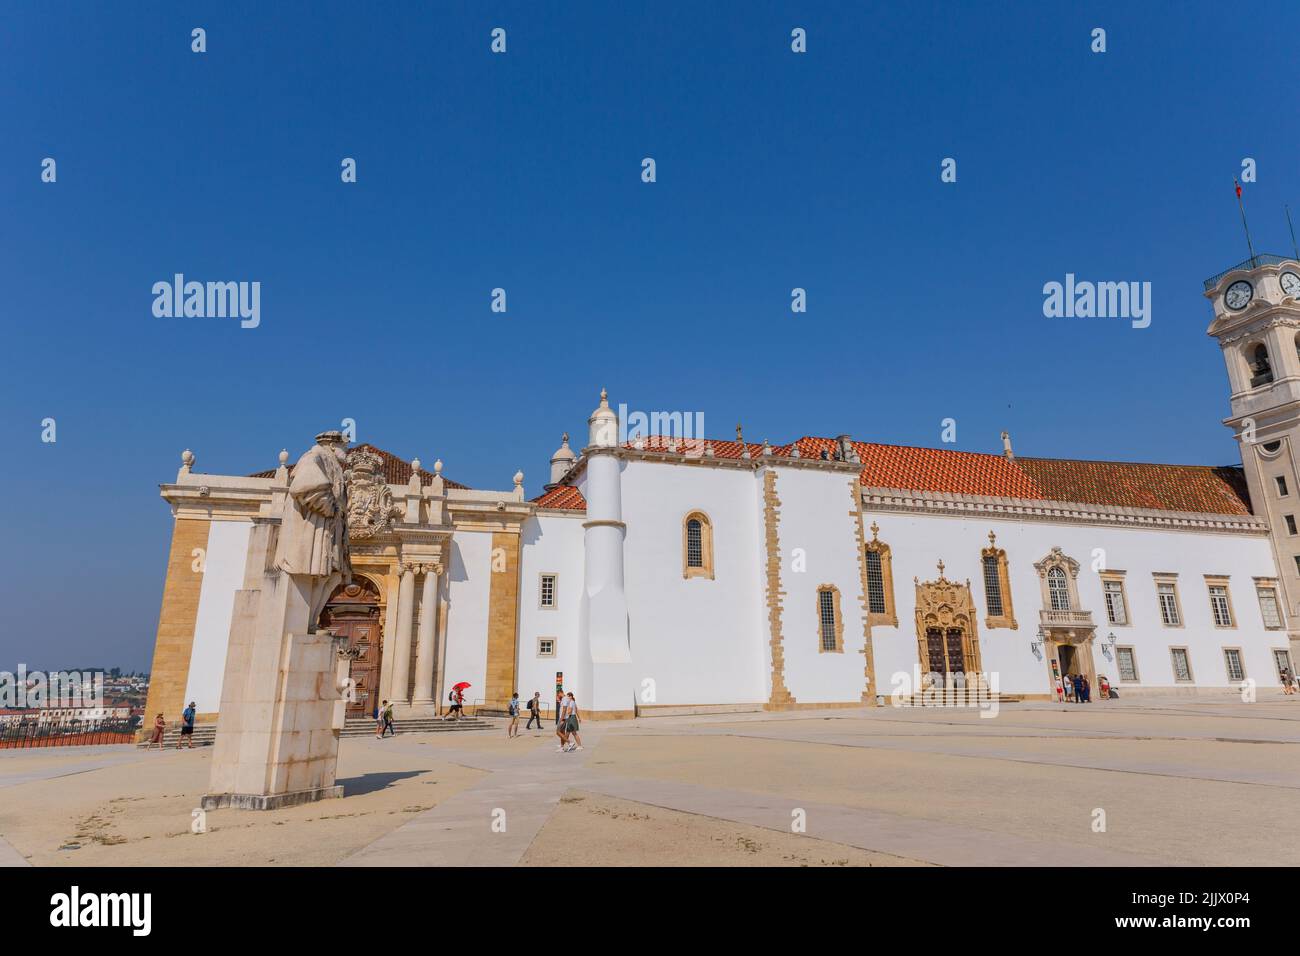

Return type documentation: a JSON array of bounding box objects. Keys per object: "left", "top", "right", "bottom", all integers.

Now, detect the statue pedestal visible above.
[{"left": 202, "top": 521, "right": 349, "bottom": 811}]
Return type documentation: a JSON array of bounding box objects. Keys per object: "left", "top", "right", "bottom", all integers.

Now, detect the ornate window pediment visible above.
[{"left": 980, "top": 531, "right": 1017, "bottom": 630}]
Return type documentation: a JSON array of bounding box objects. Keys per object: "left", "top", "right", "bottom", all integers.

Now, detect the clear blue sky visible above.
[{"left": 4, "top": 0, "right": 1299, "bottom": 670}]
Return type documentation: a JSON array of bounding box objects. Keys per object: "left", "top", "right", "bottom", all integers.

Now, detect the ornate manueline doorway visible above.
[
  {"left": 914, "top": 561, "right": 984, "bottom": 693},
  {"left": 319, "top": 577, "right": 383, "bottom": 717}
]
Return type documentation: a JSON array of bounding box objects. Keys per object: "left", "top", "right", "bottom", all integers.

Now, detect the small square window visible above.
[
  {"left": 1286, "top": 515, "right": 1297, "bottom": 536},
  {"left": 537, "top": 638, "right": 555, "bottom": 657},
  {"left": 1276, "top": 476, "right": 1290, "bottom": 497}
]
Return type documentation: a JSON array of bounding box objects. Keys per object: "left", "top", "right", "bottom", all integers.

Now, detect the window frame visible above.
[
  {"left": 1273, "top": 648, "right": 1295, "bottom": 682},
  {"left": 537, "top": 637, "right": 556, "bottom": 658},
  {"left": 1255, "top": 578, "right": 1284, "bottom": 630},
  {"left": 1222, "top": 647, "right": 1246, "bottom": 683},
  {"left": 980, "top": 532, "right": 1017, "bottom": 630},
  {"left": 1154, "top": 574, "right": 1184, "bottom": 628},
  {"left": 1204, "top": 576, "right": 1236, "bottom": 629},
  {"left": 538, "top": 572, "right": 558, "bottom": 610},
  {"left": 1169, "top": 646, "right": 1195, "bottom": 683},
  {"left": 681, "top": 510, "right": 715, "bottom": 580},
  {"left": 1277, "top": 475, "right": 1290, "bottom": 498},
  {"left": 1115, "top": 645, "right": 1140, "bottom": 683},
  {"left": 862, "top": 522, "right": 898, "bottom": 627},
  {"left": 1100, "top": 571, "right": 1131, "bottom": 627},
  {"left": 816, "top": 584, "right": 844, "bottom": 653}
]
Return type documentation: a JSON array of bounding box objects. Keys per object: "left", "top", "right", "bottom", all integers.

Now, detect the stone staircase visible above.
[
  {"left": 136, "top": 724, "right": 217, "bottom": 748},
  {"left": 341, "top": 715, "right": 495, "bottom": 737}
]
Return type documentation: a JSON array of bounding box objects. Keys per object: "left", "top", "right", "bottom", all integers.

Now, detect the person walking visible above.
[
  {"left": 1081, "top": 675, "right": 1092, "bottom": 703},
  {"left": 526, "top": 691, "right": 542, "bottom": 731},
  {"left": 1062, "top": 674, "right": 1074, "bottom": 702},
  {"left": 148, "top": 712, "right": 165, "bottom": 750},
  {"left": 507, "top": 693, "right": 521, "bottom": 738},
  {"left": 555, "top": 693, "right": 571, "bottom": 752},
  {"left": 178, "top": 701, "right": 196, "bottom": 749},
  {"left": 562, "top": 692, "right": 583, "bottom": 752},
  {"left": 375, "top": 701, "right": 385, "bottom": 738},
  {"left": 1282, "top": 668, "right": 1295, "bottom": 696},
  {"left": 382, "top": 700, "right": 396, "bottom": 737},
  {"left": 1071, "top": 673, "right": 1083, "bottom": 703}
]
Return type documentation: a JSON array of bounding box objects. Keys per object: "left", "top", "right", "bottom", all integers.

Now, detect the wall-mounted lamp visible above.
[
  {"left": 1031, "top": 627, "right": 1045, "bottom": 660},
  {"left": 1101, "top": 631, "right": 1117, "bottom": 661}
]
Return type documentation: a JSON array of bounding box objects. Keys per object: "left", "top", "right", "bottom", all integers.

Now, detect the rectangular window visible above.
[
  {"left": 1277, "top": 476, "right": 1290, "bottom": 497},
  {"left": 1287, "top": 514, "right": 1297, "bottom": 535},
  {"left": 1274, "top": 649, "right": 1294, "bottom": 681},
  {"left": 1116, "top": 647, "right": 1139, "bottom": 682},
  {"left": 1294, "top": 555, "right": 1300, "bottom": 576},
  {"left": 1258, "top": 586, "right": 1283, "bottom": 629},
  {"left": 982, "top": 555, "right": 1004, "bottom": 617},
  {"left": 1157, "top": 582, "right": 1181, "bottom": 626},
  {"left": 1223, "top": 648, "right": 1245, "bottom": 682},
  {"left": 1103, "top": 579, "right": 1128, "bottom": 625},
  {"left": 865, "top": 552, "right": 887, "bottom": 616},
  {"left": 818, "top": 589, "right": 838, "bottom": 652},
  {"left": 1170, "top": 648, "right": 1193, "bottom": 682},
  {"left": 537, "top": 638, "right": 555, "bottom": 657},
  {"left": 539, "top": 573, "right": 556, "bottom": 609},
  {"left": 1208, "top": 583, "right": 1234, "bottom": 628}
]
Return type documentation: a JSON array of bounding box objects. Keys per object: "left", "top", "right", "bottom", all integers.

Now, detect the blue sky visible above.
[{"left": 4, "top": 0, "right": 1299, "bottom": 669}]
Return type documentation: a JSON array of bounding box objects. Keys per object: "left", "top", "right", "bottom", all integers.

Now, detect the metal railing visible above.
[
  {"left": 1203, "top": 254, "right": 1295, "bottom": 291},
  {"left": 0, "top": 716, "right": 138, "bottom": 749}
]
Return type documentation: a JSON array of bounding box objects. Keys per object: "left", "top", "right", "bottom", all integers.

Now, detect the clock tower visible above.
[{"left": 1207, "top": 254, "right": 1300, "bottom": 662}]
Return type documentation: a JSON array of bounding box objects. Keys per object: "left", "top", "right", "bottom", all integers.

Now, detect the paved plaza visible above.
[{"left": 2, "top": 693, "right": 1297, "bottom": 867}]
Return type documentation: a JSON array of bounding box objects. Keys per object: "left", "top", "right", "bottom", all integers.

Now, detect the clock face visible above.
[
  {"left": 1224, "top": 280, "right": 1254, "bottom": 311},
  {"left": 1281, "top": 271, "right": 1300, "bottom": 298}
]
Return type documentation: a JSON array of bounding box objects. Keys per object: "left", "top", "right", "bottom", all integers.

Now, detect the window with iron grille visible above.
[
  {"left": 1258, "top": 587, "right": 1282, "bottom": 629},
  {"left": 1170, "top": 647, "right": 1193, "bottom": 682},
  {"left": 1208, "top": 584, "right": 1233, "bottom": 627},
  {"left": 1103, "top": 579, "right": 1127, "bottom": 625},
  {"left": 866, "top": 551, "right": 887, "bottom": 615},
  {"left": 982, "top": 555, "right": 1003, "bottom": 617},
  {"left": 1158, "top": 582, "right": 1181, "bottom": 626},
  {"left": 1274, "top": 649, "right": 1294, "bottom": 680},
  {"left": 1223, "top": 648, "right": 1245, "bottom": 682},
  {"left": 686, "top": 519, "right": 703, "bottom": 568},
  {"left": 818, "top": 589, "right": 837, "bottom": 652},
  {"left": 1116, "top": 647, "right": 1138, "bottom": 682},
  {"left": 1047, "top": 567, "right": 1070, "bottom": 611},
  {"left": 540, "top": 574, "right": 556, "bottom": 608}
]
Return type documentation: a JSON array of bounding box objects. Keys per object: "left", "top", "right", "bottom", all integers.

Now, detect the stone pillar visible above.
[
  {"left": 391, "top": 563, "right": 417, "bottom": 704},
  {"left": 412, "top": 563, "right": 441, "bottom": 706}
]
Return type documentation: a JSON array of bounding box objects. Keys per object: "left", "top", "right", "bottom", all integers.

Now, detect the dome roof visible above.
[
  {"left": 588, "top": 387, "right": 617, "bottom": 425},
  {"left": 551, "top": 433, "right": 576, "bottom": 463}
]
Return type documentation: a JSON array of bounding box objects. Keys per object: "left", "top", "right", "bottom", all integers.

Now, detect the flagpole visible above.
[
  {"left": 1236, "top": 179, "right": 1256, "bottom": 261},
  {"left": 1288, "top": 204, "right": 1299, "bottom": 261}
]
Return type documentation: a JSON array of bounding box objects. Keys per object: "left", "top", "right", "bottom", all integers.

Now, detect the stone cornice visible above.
[{"left": 860, "top": 486, "right": 1268, "bottom": 536}]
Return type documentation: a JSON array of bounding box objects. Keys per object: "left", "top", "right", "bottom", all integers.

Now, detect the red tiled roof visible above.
[
  {"left": 532, "top": 485, "right": 587, "bottom": 510},
  {"left": 251, "top": 443, "right": 469, "bottom": 490},
  {"left": 621, "top": 432, "right": 1251, "bottom": 516},
  {"left": 1014, "top": 458, "right": 1251, "bottom": 515}
]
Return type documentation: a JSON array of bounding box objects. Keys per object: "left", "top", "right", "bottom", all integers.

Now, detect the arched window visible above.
[
  {"left": 1249, "top": 343, "right": 1274, "bottom": 387},
  {"left": 682, "top": 511, "right": 714, "bottom": 579},
  {"left": 1047, "top": 567, "right": 1071, "bottom": 611}
]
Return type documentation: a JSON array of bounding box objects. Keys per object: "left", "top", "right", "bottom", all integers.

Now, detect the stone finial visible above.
[
  {"left": 513, "top": 469, "right": 524, "bottom": 487},
  {"left": 988, "top": 530, "right": 997, "bottom": 548},
  {"left": 703, "top": 445, "right": 714, "bottom": 457},
  {"left": 275, "top": 449, "right": 290, "bottom": 483},
  {"left": 870, "top": 521, "right": 880, "bottom": 541},
  {"left": 762, "top": 440, "right": 772, "bottom": 456},
  {"left": 790, "top": 445, "right": 801, "bottom": 459},
  {"left": 434, "top": 459, "right": 443, "bottom": 474},
  {"left": 513, "top": 469, "right": 525, "bottom": 501},
  {"left": 180, "top": 449, "right": 195, "bottom": 473},
  {"left": 1001, "top": 430, "right": 1014, "bottom": 460},
  {"left": 736, "top": 423, "right": 743, "bottom": 443},
  {"left": 411, "top": 457, "right": 421, "bottom": 472},
  {"left": 407, "top": 459, "right": 422, "bottom": 495},
  {"left": 937, "top": 558, "right": 946, "bottom": 578},
  {"left": 278, "top": 449, "right": 289, "bottom": 467}
]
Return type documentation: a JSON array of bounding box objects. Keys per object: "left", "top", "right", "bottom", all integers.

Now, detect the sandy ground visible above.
[
  {"left": 0, "top": 741, "right": 484, "bottom": 866},
  {"left": 3, "top": 695, "right": 1298, "bottom": 866},
  {"left": 523, "top": 790, "right": 931, "bottom": 866}
]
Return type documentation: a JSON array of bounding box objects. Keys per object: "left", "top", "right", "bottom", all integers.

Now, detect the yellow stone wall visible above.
[
  {"left": 141, "top": 517, "right": 210, "bottom": 728},
  {"left": 484, "top": 530, "right": 522, "bottom": 707}
]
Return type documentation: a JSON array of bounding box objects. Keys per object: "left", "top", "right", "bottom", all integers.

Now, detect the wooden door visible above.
[{"left": 318, "top": 580, "right": 383, "bottom": 717}]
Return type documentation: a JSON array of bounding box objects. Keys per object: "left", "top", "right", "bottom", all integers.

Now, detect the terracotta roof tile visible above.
[
  {"left": 251, "top": 443, "right": 469, "bottom": 490},
  {"left": 532, "top": 485, "right": 587, "bottom": 510},
  {"left": 1014, "top": 458, "right": 1251, "bottom": 515}
]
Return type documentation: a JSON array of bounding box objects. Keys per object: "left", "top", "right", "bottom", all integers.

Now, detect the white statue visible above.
[{"left": 273, "top": 431, "right": 353, "bottom": 629}]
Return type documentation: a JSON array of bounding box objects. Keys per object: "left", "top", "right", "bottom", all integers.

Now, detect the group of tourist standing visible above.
[
  {"left": 506, "top": 690, "right": 582, "bottom": 751},
  {"left": 1060, "top": 674, "right": 1093, "bottom": 703}
]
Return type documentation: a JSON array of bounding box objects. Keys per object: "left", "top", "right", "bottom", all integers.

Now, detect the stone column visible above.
[
  {"left": 391, "top": 563, "right": 417, "bottom": 704},
  {"left": 412, "top": 563, "right": 441, "bottom": 706}
]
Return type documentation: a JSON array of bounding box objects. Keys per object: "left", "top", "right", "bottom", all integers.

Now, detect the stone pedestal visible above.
[{"left": 202, "top": 520, "right": 349, "bottom": 811}]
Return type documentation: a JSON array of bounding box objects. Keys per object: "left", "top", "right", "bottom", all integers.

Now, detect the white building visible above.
[{"left": 142, "top": 257, "right": 1300, "bottom": 723}]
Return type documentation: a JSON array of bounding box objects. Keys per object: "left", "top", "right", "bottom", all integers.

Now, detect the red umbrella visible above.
[{"left": 452, "top": 681, "right": 471, "bottom": 691}]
